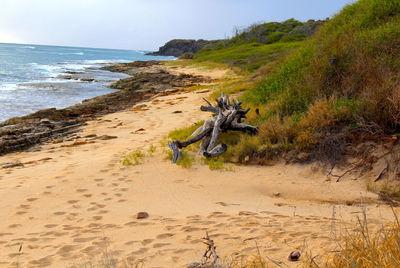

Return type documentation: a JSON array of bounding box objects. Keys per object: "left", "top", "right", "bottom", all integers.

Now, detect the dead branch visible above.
[{"left": 201, "top": 231, "right": 219, "bottom": 267}]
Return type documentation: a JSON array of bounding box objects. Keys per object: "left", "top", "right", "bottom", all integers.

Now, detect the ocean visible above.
[{"left": 0, "top": 43, "right": 173, "bottom": 122}]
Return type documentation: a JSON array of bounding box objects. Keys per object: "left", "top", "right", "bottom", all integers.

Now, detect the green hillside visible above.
[
  {"left": 194, "top": 41, "right": 302, "bottom": 73},
  {"left": 171, "top": 0, "right": 400, "bottom": 165},
  {"left": 187, "top": 19, "right": 324, "bottom": 73},
  {"left": 236, "top": 0, "right": 400, "bottom": 162}
]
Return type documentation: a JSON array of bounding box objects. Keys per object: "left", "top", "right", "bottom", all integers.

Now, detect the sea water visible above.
[{"left": 0, "top": 43, "right": 173, "bottom": 122}]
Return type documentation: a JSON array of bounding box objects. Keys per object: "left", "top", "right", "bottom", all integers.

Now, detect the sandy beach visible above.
[{"left": 0, "top": 65, "right": 397, "bottom": 267}]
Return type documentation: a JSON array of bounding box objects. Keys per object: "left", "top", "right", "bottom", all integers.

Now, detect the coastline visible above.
[
  {"left": 0, "top": 60, "right": 210, "bottom": 156},
  {"left": 0, "top": 60, "right": 396, "bottom": 267}
]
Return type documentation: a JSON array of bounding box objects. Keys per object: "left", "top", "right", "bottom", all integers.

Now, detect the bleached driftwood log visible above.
[{"left": 168, "top": 92, "right": 257, "bottom": 163}]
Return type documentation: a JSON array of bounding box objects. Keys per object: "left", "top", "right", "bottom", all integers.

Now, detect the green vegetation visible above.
[
  {"left": 148, "top": 144, "right": 156, "bottom": 156},
  {"left": 176, "top": 151, "right": 195, "bottom": 169},
  {"left": 122, "top": 150, "right": 145, "bottom": 166},
  {"left": 186, "top": 18, "right": 325, "bottom": 73},
  {"left": 194, "top": 41, "right": 302, "bottom": 73},
  {"left": 238, "top": 0, "right": 400, "bottom": 163},
  {"left": 168, "top": 0, "right": 400, "bottom": 169},
  {"left": 229, "top": 18, "right": 324, "bottom": 45}
]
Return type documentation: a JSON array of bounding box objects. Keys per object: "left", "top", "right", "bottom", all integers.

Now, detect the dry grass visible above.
[{"left": 302, "top": 208, "right": 400, "bottom": 268}]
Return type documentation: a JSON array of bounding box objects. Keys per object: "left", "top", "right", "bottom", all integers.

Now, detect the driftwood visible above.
[{"left": 168, "top": 92, "right": 257, "bottom": 163}]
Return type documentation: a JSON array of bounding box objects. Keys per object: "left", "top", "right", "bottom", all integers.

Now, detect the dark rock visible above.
[
  {"left": 136, "top": 212, "right": 149, "bottom": 219},
  {"left": 101, "top": 61, "right": 161, "bottom": 75},
  {"left": 84, "top": 134, "right": 97, "bottom": 138},
  {"left": 147, "top": 39, "right": 220, "bottom": 57},
  {"left": 81, "top": 78, "right": 95, "bottom": 82},
  {"left": 97, "top": 135, "right": 118, "bottom": 140},
  {"left": 40, "top": 118, "right": 52, "bottom": 125},
  {"left": 135, "top": 104, "right": 147, "bottom": 109},
  {"left": 0, "top": 62, "right": 211, "bottom": 156},
  {"left": 288, "top": 251, "right": 301, "bottom": 261}
]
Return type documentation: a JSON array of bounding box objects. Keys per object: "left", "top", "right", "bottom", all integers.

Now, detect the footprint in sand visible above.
[
  {"left": 57, "top": 245, "right": 77, "bottom": 257},
  {"left": 76, "top": 188, "right": 88, "bottom": 193},
  {"left": 131, "top": 248, "right": 149, "bottom": 254},
  {"left": 98, "top": 210, "right": 109, "bottom": 214},
  {"left": 26, "top": 197, "right": 38, "bottom": 202},
  {"left": 156, "top": 233, "right": 175, "bottom": 239},
  {"left": 141, "top": 239, "right": 153, "bottom": 246},
  {"left": 92, "top": 216, "right": 102, "bottom": 221},
  {"left": 124, "top": 240, "right": 136, "bottom": 246},
  {"left": 44, "top": 224, "right": 58, "bottom": 228},
  {"left": 153, "top": 242, "right": 171, "bottom": 248},
  {"left": 28, "top": 255, "right": 53, "bottom": 266},
  {"left": 15, "top": 211, "right": 27, "bottom": 215},
  {"left": 73, "top": 237, "right": 96, "bottom": 243},
  {"left": 164, "top": 225, "right": 179, "bottom": 231},
  {"left": 8, "top": 224, "right": 21, "bottom": 229},
  {"left": 53, "top": 211, "right": 66, "bottom": 216},
  {"left": 181, "top": 226, "right": 201, "bottom": 232},
  {"left": 18, "top": 204, "right": 31, "bottom": 209}
]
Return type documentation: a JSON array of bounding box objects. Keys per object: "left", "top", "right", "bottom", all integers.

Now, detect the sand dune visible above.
[{"left": 0, "top": 67, "right": 396, "bottom": 267}]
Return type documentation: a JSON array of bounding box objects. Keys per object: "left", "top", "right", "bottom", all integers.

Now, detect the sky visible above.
[{"left": 0, "top": 0, "right": 355, "bottom": 51}]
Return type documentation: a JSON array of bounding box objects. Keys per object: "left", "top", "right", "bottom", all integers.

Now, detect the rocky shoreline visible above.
[{"left": 0, "top": 61, "right": 211, "bottom": 156}]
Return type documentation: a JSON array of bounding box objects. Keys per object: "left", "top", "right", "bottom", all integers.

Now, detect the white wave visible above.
[
  {"left": 22, "top": 46, "right": 36, "bottom": 49},
  {"left": 35, "top": 64, "right": 60, "bottom": 71},
  {"left": 73, "top": 52, "right": 84, "bottom": 55},
  {"left": 83, "top": 59, "right": 130, "bottom": 65},
  {"left": 0, "top": 83, "right": 18, "bottom": 91},
  {"left": 59, "top": 63, "right": 89, "bottom": 71}
]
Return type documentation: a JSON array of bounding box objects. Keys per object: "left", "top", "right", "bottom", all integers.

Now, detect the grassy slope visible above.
[
  {"left": 234, "top": 0, "right": 400, "bottom": 164},
  {"left": 169, "top": 0, "right": 400, "bottom": 166},
  {"left": 248, "top": 0, "right": 400, "bottom": 126},
  {"left": 194, "top": 41, "right": 302, "bottom": 73}
]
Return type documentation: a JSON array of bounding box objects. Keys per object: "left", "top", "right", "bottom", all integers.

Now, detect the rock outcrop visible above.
[
  {"left": 0, "top": 61, "right": 211, "bottom": 156},
  {"left": 147, "top": 39, "right": 219, "bottom": 57}
]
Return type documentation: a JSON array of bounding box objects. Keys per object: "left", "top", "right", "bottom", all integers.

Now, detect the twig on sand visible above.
[{"left": 201, "top": 231, "right": 219, "bottom": 267}]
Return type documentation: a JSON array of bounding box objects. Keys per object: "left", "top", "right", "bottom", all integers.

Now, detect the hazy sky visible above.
[{"left": 0, "top": 0, "right": 354, "bottom": 51}]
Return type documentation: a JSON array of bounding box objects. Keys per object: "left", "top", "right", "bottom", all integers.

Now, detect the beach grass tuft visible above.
[{"left": 122, "top": 150, "right": 145, "bottom": 166}]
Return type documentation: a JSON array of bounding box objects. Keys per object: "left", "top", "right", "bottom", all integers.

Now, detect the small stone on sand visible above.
[{"left": 136, "top": 212, "right": 149, "bottom": 219}]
